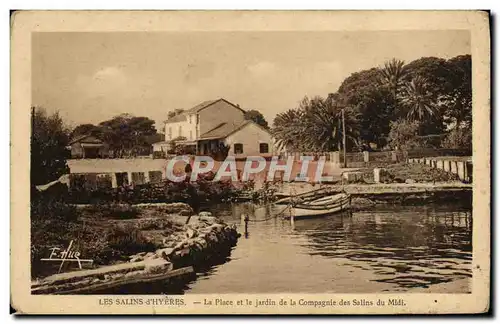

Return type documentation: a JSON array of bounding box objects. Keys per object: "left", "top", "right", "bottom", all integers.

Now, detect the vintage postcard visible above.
[{"left": 10, "top": 10, "right": 490, "bottom": 314}]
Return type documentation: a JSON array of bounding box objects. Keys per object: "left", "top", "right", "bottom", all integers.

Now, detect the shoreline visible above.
[
  {"left": 32, "top": 212, "right": 240, "bottom": 295},
  {"left": 32, "top": 180, "right": 472, "bottom": 294},
  {"left": 67, "top": 181, "right": 473, "bottom": 208},
  {"left": 277, "top": 181, "right": 472, "bottom": 204}
]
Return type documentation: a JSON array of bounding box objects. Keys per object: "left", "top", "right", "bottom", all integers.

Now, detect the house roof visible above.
[
  {"left": 164, "top": 114, "right": 187, "bottom": 123},
  {"left": 164, "top": 98, "right": 246, "bottom": 124},
  {"left": 199, "top": 120, "right": 260, "bottom": 140},
  {"left": 185, "top": 99, "right": 220, "bottom": 114},
  {"left": 68, "top": 134, "right": 103, "bottom": 145}
]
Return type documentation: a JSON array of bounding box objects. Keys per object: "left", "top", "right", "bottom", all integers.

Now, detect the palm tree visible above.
[
  {"left": 272, "top": 108, "right": 307, "bottom": 152},
  {"left": 304, "top": 95, "right": 360, "bottom": 152},
  {"left": 272, "top": 95, "right": 360, "bottom": 153},
  {"left": 379, "top": 58, "right": 407, "bottom": 99},
  {"left": 400, "top": 76, "right": 438, "bottom": 122}
]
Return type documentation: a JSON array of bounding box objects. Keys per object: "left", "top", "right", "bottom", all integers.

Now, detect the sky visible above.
[{"left": 32, "top": 31, "right": 470, "bottom": 131}]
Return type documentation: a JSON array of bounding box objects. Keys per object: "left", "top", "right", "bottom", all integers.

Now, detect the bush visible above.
[
  {"left": 386, "top": 163, "right": 459, "bottom": 182},
  {"left": 87, "top": 202, "right": 139, "bottom": 219},
  {"left": 441, "top": 127, "right": 472, "bottom": 151},
  {"left": 31, "top": 194, "right": 77, "bottom": 222},
  {"left": 387, "top": 119, "right": 422, "bottom": 150},
  {"left": 106, "top": 225, "right": 156, "bottom": 257},
  {"left": 30, "top": 216, "right": 106, "bottom": 278},
  {"left": 137, "top": 218, "right": 175, "bottom": 231}
]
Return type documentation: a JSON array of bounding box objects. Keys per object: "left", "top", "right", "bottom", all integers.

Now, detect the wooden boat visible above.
[
  {"left": 282, "top": 192, "right": 351, "bottom": 219},
  {"left": 275, "top": 186, "right": 336, "bottom": 205}
]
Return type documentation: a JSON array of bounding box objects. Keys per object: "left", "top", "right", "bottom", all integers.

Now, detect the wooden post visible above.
[
  {"left": 241, "top": 214, "right": 249, "bottom": 238},
  {"left": 342, "top": 108, "right": 347, "bottom": 168},
  {"left": 111, "top": 173, "right": 118, "bottom": 188}
]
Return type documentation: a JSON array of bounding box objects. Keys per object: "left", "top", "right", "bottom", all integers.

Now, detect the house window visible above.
[
  {"left": 189, "top": 130, "right": 193, "bottom": 140},
  {"left": 168, "top": 127, "right": 172, "bottom": 139},
  {"left": 234, "top": 143, "right": 243, "bottom": 154},
  {"left": 259, "top": 143, "right": 269, "bottom": 153},
  {"left": 178, "top": 125, "right": 182, "bottom": 137}
]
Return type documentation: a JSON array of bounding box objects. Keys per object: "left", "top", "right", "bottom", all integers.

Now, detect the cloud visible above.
[
  {"left": 91, "top": 66, "right": 127, "bottom": 87},
  {"left": 247, "top": 61, "right": 276, "bottom": 77},
  {"left": 76, "top": 66, "right": 128, "bottom": 97},
  {"left": 93, "top": 66, "right": 125, "bottom": 81}
]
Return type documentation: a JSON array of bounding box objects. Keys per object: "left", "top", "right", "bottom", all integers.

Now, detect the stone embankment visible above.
[
  {"left": 31, "top": 212, "right": 240, "bottom": 294},
  {"left": 341, "top": 182, "right": 472, "bottom": 207},
  {"left": 277, "top": 181, "right": 472, "bottom": 208}
]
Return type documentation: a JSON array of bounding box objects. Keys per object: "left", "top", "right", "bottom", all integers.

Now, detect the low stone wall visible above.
[
  {"left": 31, "top": 214, "right": 240, "bottom": 294},
  {"left": 133, "top": 214, "right": 240, "bottom": 270},
  {"left": 341, "top": 183, "right": 473, "bottom": 206}
]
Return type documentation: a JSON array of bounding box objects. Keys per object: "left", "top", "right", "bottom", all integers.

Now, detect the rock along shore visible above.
[{"left": 31, "top": 211, "right": 240, "bottom": 295}]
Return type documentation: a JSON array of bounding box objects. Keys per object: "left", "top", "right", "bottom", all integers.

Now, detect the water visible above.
[{"left": 183, "top": 203, "right": 472, "bottom": 294}]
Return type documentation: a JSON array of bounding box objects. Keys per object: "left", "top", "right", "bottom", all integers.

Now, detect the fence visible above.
[
  {"left": 281, "top": 152, "right": 335, "bottom": 161},
  {"left": 408, "top": 156, "right": 472, "bottom": 182},
  {"left": 406, "top": 148, "right": 471, "bottom": 158},
  {"left": 282, "top": 148, "right": 470, "bottom": 168}
]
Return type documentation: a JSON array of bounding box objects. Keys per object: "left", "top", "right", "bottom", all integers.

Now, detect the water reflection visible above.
[
  {"left": 84, "top": 202, "right": 472, "bottom": 294},
  {"left": 292, "top": 206, "right": 472, "bottom": 289},
  {"left": 194, "top": 202, "right": 472, "bottom": 293}
]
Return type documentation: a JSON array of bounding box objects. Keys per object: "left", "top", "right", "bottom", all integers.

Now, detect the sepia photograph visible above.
[{"left": 10, "top": 10, "right": 490, "bottom": 314}]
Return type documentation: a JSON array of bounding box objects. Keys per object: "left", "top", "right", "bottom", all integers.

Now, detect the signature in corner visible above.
[{"left": 40, "top": 240, "right": 93, "bottom": 273}]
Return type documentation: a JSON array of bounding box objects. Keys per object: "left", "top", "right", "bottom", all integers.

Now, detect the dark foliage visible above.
[
  {"left": 31, "top": 107, "right": 70, "bottom": 185},
  {"left": 244, "top": 109, "right": 269, "bottom": 129},
  {"left": 273, "top": 54, "right": 472, "bottom": 152}
]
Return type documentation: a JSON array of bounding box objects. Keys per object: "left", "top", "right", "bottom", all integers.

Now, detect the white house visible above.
[
  {"left": 153, "top": 98, "right": 275, "bottom": 158},
  {"left": 198, "top": 120, "right": 274, "bottom": 159}
]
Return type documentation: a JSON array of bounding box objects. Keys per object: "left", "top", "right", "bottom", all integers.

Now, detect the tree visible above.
[
  {"left": 441, "top": 55, "right": 472, "bottom": 129},
  {"left": 387, "top": 119, "right": 422, "bottom": 150},
  {"left": 400, "top": 76, "right": 439, "bottom": 123},
  {"left": 403, "top": 55, "right": 471, "bottom": 130},
  {"left": 378, "top": 59, "right": 407, "bottom": 100},
  {"left": 99, "top": 114, "right": 157, "bottom": 157},
  {"left": 272, "top": 54, "right": 471, "bottom": 152},
  {"left": 272, "top": 107, "right": 306, "bottom": 151},
  {"left": 403, "top": 56, "right": 451, "bottom": 98},
  {"left": 337, "top": 68, "right": 396, "bottom": 147},
  {"left": 271, "top": 95, "right": 360, "bottom": 152},
  {"left": 304, "top": 95, "right": 360, "bottom": 151},
  {"left": 31, "top": 107, "right": 70, "bottom": 185},
  {"left": 441, "top": 127, "right": 472, "bottom": 151},
  {"left": 70, "top": 123, "right": 102, "bottom": 139},
  {"left": 145, "top": 132, "right": 165, "bottom": 145},
  {"left": 244, "top": 109, "right": 269, "bottom": 129}
]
